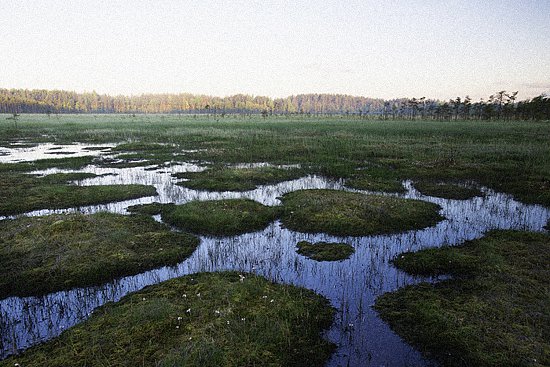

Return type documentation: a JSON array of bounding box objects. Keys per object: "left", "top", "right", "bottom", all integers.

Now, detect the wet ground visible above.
[{"left": 1, "top": 144, "right": 549, "bottom": 366}]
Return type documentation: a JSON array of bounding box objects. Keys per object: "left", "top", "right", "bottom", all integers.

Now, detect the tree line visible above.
[{"left": 0, "top": 88, "right": 548, "bottom": 120}]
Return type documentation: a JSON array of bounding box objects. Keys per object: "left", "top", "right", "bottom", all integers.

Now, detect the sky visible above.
[{"left": 1, "top": 0, "right": 549, "bottom": 101}]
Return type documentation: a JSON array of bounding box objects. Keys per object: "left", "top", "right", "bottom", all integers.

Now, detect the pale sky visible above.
[{"left": 1, "top": 0, "right": 549, "bottom": 100}]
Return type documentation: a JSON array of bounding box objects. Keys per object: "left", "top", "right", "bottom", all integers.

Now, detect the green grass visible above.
[
  {"left": 2, "top": 272, "right": 336, "bottom": 367},
  {"left": 159, "top": 199, "right": 280, "bottom": 236},
  {"left": 375, "top": 230, "right": 550, "bottom": 367},
  {"left": 174, "top": 165, "right": 307, "bottom": 191},
  {"left": 0, "top": 212, "right": 199, "bottom": 298},
  {"left": 280, "top": 189, "right": 443, "bottom": 236},
  {"left": 413, "top": 181, "right": 483, "bottom": 200},
  {"left": 127, "top": 202, "right": 166, "bottom": 215},
  {"left": 296, "top": 241, "right": 355, "bottom": 261},
  {"left": 1, "top": 115, "right": 548, "bottom": 206},
  {"left": 0, "top": 173, "right": 157, "bottom": 215},
  {"left": 0, "top": 155, "right": 95, "bottom": 172}
]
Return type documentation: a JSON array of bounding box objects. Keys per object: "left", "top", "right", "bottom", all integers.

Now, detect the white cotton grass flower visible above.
[
  {"left": 177, "top": 316, "right": 183, "bottom": 321},
  {"left": 186, "top": 308, "right": 191, "bottom": 314},
  {"left": 196, "top": 293, "right": 201, "bottom": 298},
  {"left": 239, "top": 274, "right": 245, "bottom": 282},
  {"left": 214, "top": 310, "right": 221, "bottom": 315}
]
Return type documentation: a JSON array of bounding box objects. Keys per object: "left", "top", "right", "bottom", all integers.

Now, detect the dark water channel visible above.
[{"left": 1, "top": 145, "right": 549, "bottom": 366}]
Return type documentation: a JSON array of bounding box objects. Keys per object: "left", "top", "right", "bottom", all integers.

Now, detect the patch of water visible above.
[
  {"left": 0, "top": 143, "right": 114, "bottom": 163},
  {"left": 1, "top": 161, "right": 549, "bottom": 366}
]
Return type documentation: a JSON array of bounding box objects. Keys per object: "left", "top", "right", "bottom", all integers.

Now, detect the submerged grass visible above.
[
  {"left": 375, "top": 230, "right": 550, "bottom": 367},
  {"left": 296, "top": 241, "right": 355, "bottom": 261},
  {"left": 281, "top": 189, "right": 443, "bottom": 236},
  {"left": 160, "top": 199, "right": 281, "bottom": 236},
  {"left": 0, "top": 173, "right": 157, "bottom": 215},
  {"left": 0, "top": 212, "right": 199, "bottom": 298},
  {"left": 2, "top": 272, "right": 335, "bottom": 367},
  {"left": 174, "top": 165, "right": 307, "bottom": 191}
]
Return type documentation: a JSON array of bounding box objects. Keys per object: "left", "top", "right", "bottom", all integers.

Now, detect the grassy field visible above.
[
  {"left": 0, "top": 212, "right": 199, "bottom": 297},
  {"left": 375, "top": 230, "right": 550, "bottom": 367},
  {"left": 1, "top": 114, "right": 549, "bottom": 365},
  {"left": 280, "top": 189, "right": 443, "bottom": 236},
  {"left": 130, "top": 199, "right": 281, "bottom": 236},
  {"left": 2, "top": 272, "right": 335, "bottom": 367},
  {"left": 1, "top": 114, "right": 548, "bottom": 206}
]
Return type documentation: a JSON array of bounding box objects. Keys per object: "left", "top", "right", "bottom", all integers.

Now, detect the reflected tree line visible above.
[{"left": 1, "top": 88, "right": 549, "bottom": 121}]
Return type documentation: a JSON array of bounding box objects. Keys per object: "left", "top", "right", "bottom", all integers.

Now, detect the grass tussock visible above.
[
  {"left": 0, "top": 173, "right": 157, "bottom": 215},
  {"left": 2, "top": 272, "right": 336, "bottom": 367},
  {"left": 174, "top": 165, "right": 307, "bottom": 191},
  {"left": 413, "top": 181, "right": 483, "bottom": 200},
  {"left": 375, "top": 230, "right": 550, "bottom": 367},
  {"left": 133, "top": 199, "right": 281, "bottom": 236},
  {"left": 296, "top": 241, "right": 354, "bottom": 261},
  {"left": 0, "top": 212, "right": 199, "bottom": 297},
  {"left": 281, "top": 189, "right": 443, "bottom": 236}
]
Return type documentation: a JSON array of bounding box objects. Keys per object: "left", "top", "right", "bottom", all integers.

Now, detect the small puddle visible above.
[{"left": 1, "top": 147, "right": 549, "bottom": 366}]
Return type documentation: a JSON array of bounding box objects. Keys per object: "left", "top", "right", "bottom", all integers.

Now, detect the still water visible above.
[{"left": 0, "top": 146, "right": 549, "bottom": 366}]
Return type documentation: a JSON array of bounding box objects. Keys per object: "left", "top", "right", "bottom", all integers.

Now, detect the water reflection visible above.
[
  {"left": 1, "top": 160, "right": 549, "bottom": 366},
  {"left": 0, "top": 143, "right": 112, "bottom": 163}
]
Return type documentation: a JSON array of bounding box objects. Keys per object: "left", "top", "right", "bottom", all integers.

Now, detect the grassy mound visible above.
[
  {"left": 3, "top": 272, "right": 335, "bottom": 367},
  {"left": 414, "top": 181, "right": 483, "bottom": 200},
  {"left": 281, "top": 189, "right": 443, "bottom": 236},
  {"left": 174, "top": 166, "right": 306, "bottom": 191},
  {"left": 375, "top": 230, "right": 550, "bottom": 367},
  {"left": 0, "top": 173, "right": 157, "bottom": 215},
  {"left": 296, "top": 241, "right": 354, "bottom": 261},
  {"left": 0, "top": 212, "right": 199, "bottom": 297},
  {"left": 161, "top": 199, "right": 280, "bottom": 236}
]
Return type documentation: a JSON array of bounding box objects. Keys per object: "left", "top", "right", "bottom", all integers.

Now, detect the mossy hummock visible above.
[
  {"left": 413, "top": 181, "right": 483, "bottom": 200},
  {"left": 3, "top": 272, "right": 336, "bottom": 367},
  {"left": 376, "top": 230, "right": 550, "bottom": 367},
  {"left": 296, "top": 241, "right": 355, "bottom": 261},
  {"left": 0, "top": 212, "right": 199, "bottom": 297},
  {"left": 0, "top": 173, "right": 157, "bottom": 216},
  {"left": 160, "top": 199, "right": 280, "bottom": 236},
  {"left": 174, "top": 166, "right": 306, "bottom": 191},
  {"left": 281, "top": 189, "right": 443, "bottom": 236}
]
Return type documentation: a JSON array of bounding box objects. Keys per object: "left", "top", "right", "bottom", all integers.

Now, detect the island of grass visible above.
[
  {"left": 0, "top": 212, "right": 199, "bottom": 298},
  {"left": 280, "top": 189, "right": 443, "bottom": 236},
  {"left": 174, "top": 165, "right": 306, "bottom": 191},
  {"left": 296, "top": 241, "right": 354, "bottom": 261},
  {"left": 3, "top": 272, "right": 336, "bottom": 367},
  {"left": 345, "top": 166, "right": 406, "bottom": 194},
  {"left": 375, "top": 230, "right": 550, "bottom": 367},
  {"left": 0, "top": 173, "right": 157, "bottom": 215},
  {"left": 135, "top": 199, "right": 280, "bottom": 236},
  {"left": 413, "top": 180, "right": 483, "bottom": 200}
]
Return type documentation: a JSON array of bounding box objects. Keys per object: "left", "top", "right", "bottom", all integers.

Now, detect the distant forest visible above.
[{"left": 1, "top": 88, "right": 549, "bottom": 120}]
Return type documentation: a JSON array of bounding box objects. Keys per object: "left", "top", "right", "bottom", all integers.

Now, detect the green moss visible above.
[
  {"left": 0, "top": 173, "right": 157, "bottom": 215},
  {"left": 175, "top": 166, "right": 307, "bottom": 191},
  {"left": 127, "top": 202, "right": 167, "bottom": 215},
  {"left": 346, "top": 166, "right": 406, "bottom": 193},
  {"left": 0, "top": 155, "right": 95, "bottom": 172},
  {"left": 161, "top": 199, "right": 280, "bottom": 236},
  {"left": 0, "top": 212, "right": 199, "bottom": 298},
  {"left": 296, "top": 241, "right": 354, "bottom": 261},
  {"left": 414, "top": 181, "right": 483, "bottom": 200},
  {"left": 2, "top": 272, "right": 335, "bottom": 367},
  {"left": 38, "top": 172, "right": 98, "bottom": 184},
  {"left": 376, "top": 230, "right": 550, "bottom": 367},
  {"left": 281, "top": 189, "right": 443, "bottom": 236}
]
